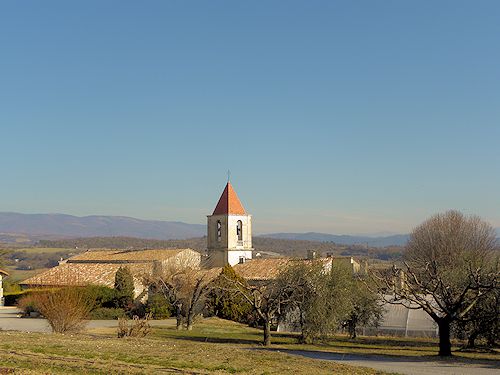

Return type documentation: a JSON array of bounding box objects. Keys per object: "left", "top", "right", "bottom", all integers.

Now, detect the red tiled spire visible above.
[{"left": 212, "top": 182, "right": 247, "bottom": 215}]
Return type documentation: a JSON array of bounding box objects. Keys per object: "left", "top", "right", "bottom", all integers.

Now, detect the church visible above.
[{"left": 21, "top": 180, "right": 363, "bottom": 291}]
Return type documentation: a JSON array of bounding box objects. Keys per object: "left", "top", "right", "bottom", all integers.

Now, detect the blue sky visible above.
[{"left": 1, "top": 1, "right": 499, "bottom": 234}]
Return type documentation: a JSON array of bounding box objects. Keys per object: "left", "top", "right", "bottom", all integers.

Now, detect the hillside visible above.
[
  {"left": 2, "top": 212, "right": 497, "bottom": 248},
  {"left": 38, "top": 236, "right": 403, "bottom": 260},
  {"left": 0, "top": 212, "right": 205, "bottom": 240}
]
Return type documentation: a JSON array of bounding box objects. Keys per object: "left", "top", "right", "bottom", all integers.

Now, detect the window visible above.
[
  {"left": 217, "top": 220, "right": 222, "bottom": 242},
  {"left": 236, "top": 220, "right": 243, "bottom": 241}
]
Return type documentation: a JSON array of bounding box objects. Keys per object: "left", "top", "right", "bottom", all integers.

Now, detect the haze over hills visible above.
[
  {"left": 260, "top": 232, "right": 411, "bottom": 247},
  {"left": 1, "top": 212, "right": 498, "bottom": 247},
  {"left": 264, "top": 228, "right": 500, "bottom": 247},
  {"left": 0, "top": 212, "right": 206, "bottom": 240}
]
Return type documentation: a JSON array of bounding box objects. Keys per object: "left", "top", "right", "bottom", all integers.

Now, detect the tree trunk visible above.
[
  {"left": 186, "top": 310, "right": 194, "bottom": 331},
  {"left": 298, "top": 310, "right": 306, "bottom": 344},
  {"left": 186, "top": 300, "right": 196, "bottom": 331},
  {"left": 176, "top": 304, "right": 183, "bottom": 330},
  {"left": 263, "top": 319, "right": 271, "bottom": 346},
  {"left": 466, "top": 330, "right": 478, "bottom": 349},
  {"left": 438, "top": 319, "right": 452, "bottom": 357},
  {"left": 350, "top": 321, "right": 357, "bottom": 339}
]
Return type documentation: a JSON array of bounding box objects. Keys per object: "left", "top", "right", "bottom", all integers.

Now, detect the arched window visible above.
[
  {"left": 236, "top": 220, "right": 243, "bottom": 241},
  {"left": 217, "top": 220, "right": 222, "bottom": 242}
]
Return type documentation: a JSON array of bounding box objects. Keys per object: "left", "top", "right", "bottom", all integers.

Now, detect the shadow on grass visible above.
[
  {"left": 166, "top": 334, "right": 261, "bottom": 346},
  {"left": 313, "top": 343, "right": 437, "bottom": 353},
  {"left": 255, "top": 348, "right": 500, "bottom": 369},
  {"left": 327, "top": 336, "right": 439, "bottom": 348}
]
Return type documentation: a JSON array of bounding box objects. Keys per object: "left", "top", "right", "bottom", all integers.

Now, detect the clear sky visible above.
[{"left": 1, "top": 1, "right": 499, "bottom": 235}]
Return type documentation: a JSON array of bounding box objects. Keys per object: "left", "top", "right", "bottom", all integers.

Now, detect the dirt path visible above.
[{"left": 282, "top": 349, "right": 500, "bottom": 375}]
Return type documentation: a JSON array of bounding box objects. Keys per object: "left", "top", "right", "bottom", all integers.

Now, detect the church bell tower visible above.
[{"left": 207, "top": 182, "right": 253, "bottom": 267}]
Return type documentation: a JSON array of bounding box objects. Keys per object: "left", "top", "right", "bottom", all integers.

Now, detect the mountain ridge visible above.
[
  {"left": 1, "top": 212, "right": 498, "bottom": 247},
  {"left": 0, "top": 212, "right": 205, "bottom": 240}
]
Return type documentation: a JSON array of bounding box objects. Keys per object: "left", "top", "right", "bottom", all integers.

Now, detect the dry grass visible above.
[
  {"left": 1, "top": 317, "right": 498, "bottom": 374},
  {"left": 0, "top": 320, "right": 385, "bottom": 374}
]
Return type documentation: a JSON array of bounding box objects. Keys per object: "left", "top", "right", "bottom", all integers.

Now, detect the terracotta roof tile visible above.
[
  {"left": 20, "top": 249, "right": 201, "bottom": 288},
  {"left": 20, "top": 263, "right": 152, "bottom": 288},
  {"left": 232, "top": 258, "right": 292, "bottom": 280},
  {"left": 233, "top": 258, "right": 334, "bottom": 281},
  {"left": 212, "top": 182, "right": 246, "bottom": 215},
  {"left": 69, "top": 249, "right": 189, "bottom": 262}
]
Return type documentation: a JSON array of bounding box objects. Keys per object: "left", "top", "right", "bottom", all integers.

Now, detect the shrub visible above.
[
  {"left": 3, "top": 279, "right": 22, "bottom": 294},
  {"left": 5, "top": 291, "right": 28, "bottom": 306},
  {"left": 17, "top": 294, "right": 38, "bottom": 316},
  {"left": 117, "top": 313, "right": 152, "bottom": 338},
  {"left": 83, "top": 285, "right": 117, "bottom": 308},
  {"left": 30, "top": 287, "right": 95, "bottom": 333},
  {"left": 128, "top": 302, "right": 147, "bottom": 318},
  {"left": 146, "top": 294, "right": 171, "bottom": 319},
  {"left": 9, "top": 289, "right": 49, "bottom": 308},
  {"left": 90, "top": 307, "right": 127, "bottom": 320}
]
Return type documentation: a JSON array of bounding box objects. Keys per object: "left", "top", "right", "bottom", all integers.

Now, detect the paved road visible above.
[
  {"left": 280, "top": 349, "right": 500, "bottom": 375},
  {"left": 0, "top": 307, "right": 176, "bottom": 332}
]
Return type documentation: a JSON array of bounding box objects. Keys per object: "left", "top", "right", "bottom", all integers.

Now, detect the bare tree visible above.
[
  {"left": 454, "top": 271, "right": 500, "bottom": 348},
  {"left": 145, "top": 262, "right": 215, "bottom": 330},
  {"left": 375, "top": 211, "right": 499, "bottom": 356},
  {"left": 219, "top": 272, "right": 294, "bottom": 346}
]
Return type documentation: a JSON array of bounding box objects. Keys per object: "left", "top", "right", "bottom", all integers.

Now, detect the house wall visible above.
[{"left": 0, "top": 274, "right": 4, "bottom": 306}]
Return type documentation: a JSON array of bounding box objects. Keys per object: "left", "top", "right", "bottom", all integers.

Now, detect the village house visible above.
[
  {"left": 0, "top": 268, "right": 9, "bottom": 306},
  {"left": 17, "top": 180, "right": 435, "bottom": 337},
  {"left": 21, "top": 249, "right": 200, "bottom": 298},
  {"left": 20, "top": 182, "right": 366, "bottom": 304}
]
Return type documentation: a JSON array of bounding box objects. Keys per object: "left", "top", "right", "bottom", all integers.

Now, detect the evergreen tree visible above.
[
  {"left": 114, "top": 266, "right": 135, "bottom": 308},
  {"left": 209, "top": 265, "right": 253, "bottom": 323}
]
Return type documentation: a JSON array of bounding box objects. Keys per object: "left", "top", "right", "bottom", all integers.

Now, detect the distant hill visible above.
[
  {"left": 37, "top": 236, "right": 404, "bottom": 261},
  {"left": 261, "top": 232, "right": 410, "bottom": 247},
  {"left": 0, "top": 212, "right": 205, "bottom": 241},
  {"left": 262, "top": 229, "right": 500, "bottom": 247},
  {"left": 1, "top": 212, "right": 497, "bottom": 247}
]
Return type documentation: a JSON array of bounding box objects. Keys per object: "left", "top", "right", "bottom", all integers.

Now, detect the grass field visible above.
[
  {"left": 0, "top": 319, "right": 385, "bottom": 375},
  {"left": 0, "top": 247, "right": 77, "bottom": 254},
  {"left": 2, "top": 267, "right": 49, "bottom": 283},
  {"left": 1, "top": 317, "right": 498, "bottom": 374},
  {"left": 134, "top": 318, "right": 499, "bottom": 361}
]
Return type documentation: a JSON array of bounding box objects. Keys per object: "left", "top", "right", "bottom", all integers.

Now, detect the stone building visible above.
[
  {"left": 0, "top": 268, "right": 9, "bottom": 306},
  {"left": 21, "top": 249, "right": 200, "bottom": 298}
]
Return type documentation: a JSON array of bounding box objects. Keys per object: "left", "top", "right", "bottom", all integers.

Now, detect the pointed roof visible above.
[{"left": 212, "top": 182, "right": 247, "bottom": 215}]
